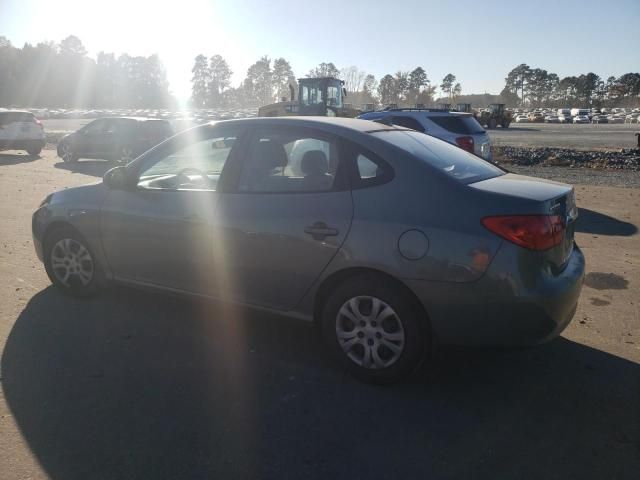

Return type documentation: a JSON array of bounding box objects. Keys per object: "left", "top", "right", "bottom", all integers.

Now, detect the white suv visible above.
[
  {"left": 358, "top": 109, "right": 492, "bottom": 161},
  {"left": 0, "top": 110, "right": 46, "bottom": 155}
]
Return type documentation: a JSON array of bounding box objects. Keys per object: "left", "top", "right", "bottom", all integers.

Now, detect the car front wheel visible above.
[
  {"left": 60, "top": 143, "right": 78, "bottom": 163},
  {"left": 44, "top": 227, "right": 103, "bottom": 296},
  {"left": 321, "top": 275, "right": 428, "bottom": 384}
]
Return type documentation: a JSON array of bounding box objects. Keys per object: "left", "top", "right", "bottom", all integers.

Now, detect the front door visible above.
[
  {"left": 214, "top": 126, "right": 353, "bottom": 310},
  {"left": 75, "top": 118, "right": 107, "bottom": 158},
  {"left": 100, "top": 126, "right": 243, "bottom": 294}
]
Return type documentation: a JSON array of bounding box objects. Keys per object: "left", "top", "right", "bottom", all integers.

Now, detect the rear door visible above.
[{"left": 214, "top": 126, "right": 353, "bottom": 310}]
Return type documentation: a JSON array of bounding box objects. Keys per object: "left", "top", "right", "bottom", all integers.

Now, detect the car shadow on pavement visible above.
[
  {"left": 54, "top": 160, "right": 115, "bottom": 178},
  {"left": 576, "top": 208, "right": 638, "bottom": 236},
  {"left": 0, "top": 152, "right": 41, "bottom": 165},
  {"left": 2, "top": 286, "right": 638, "bottom": 480}
]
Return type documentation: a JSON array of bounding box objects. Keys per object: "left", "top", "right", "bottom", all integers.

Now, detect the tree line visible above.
[
  {"left": 1, "top": 35, "right": 638, "bottom": 109},
  {"left": 501, "top": 64, "right": 640, "bottom": 108},
  {"left": 0, "top": 35, "right": 173, "bottom": 108},
  {"left": 190, "top": 53, "right": 472, "bottom": 109}
]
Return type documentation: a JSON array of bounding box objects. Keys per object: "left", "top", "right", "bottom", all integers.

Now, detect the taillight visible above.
[
  {"left": 481, "top": 215, "right": 565, "bottom": 251},
  {"left": 455, "top": 136, "right": 474, "bottom": 153}
]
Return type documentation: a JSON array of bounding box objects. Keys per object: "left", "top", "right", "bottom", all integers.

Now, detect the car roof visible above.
[
  {"left": 205, "top": 116, "right": 400, "bottom": 134},
  {"left": 0, "top": 110, "right": 33, "bottom": 114},
  {"left": 359, "top": 109, "right": 472, "bottom": 119}
]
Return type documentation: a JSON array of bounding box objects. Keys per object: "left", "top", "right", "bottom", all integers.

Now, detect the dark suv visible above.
[{"left": 57, "top": 117, "right": 173, "bottom": 164}]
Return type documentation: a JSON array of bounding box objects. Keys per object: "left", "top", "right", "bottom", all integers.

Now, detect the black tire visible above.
[
  {"left": 27, "top": 147, "right": 42, "bottom": 155},
  {"left": 488, "top": 118, "right": 497, "bottom": 129},
  {"left": 321, "top": 274, "right": 429, "bottom": 384},
  {"left": 60, "top": 142, "right": 78, "bottom": 163},
  {"left": 44, "top": 226, "right": 103, "bottom": 297},
  {"left": 501, "top": 120, "right": 511, "bottom": 128}
]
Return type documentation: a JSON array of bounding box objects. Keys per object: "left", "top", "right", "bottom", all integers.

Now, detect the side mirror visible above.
[{"left": 103, "top": 166, "right": 129, "bottom": 190}]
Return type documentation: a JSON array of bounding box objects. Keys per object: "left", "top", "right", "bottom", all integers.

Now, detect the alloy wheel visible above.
[{"left": 50, "top": 238, "right": 94, "bottom": 288}]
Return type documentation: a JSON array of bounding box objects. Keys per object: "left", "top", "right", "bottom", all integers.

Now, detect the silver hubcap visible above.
[
  {"left": 50, "top": 238, "right": 94, "bottom": 287},
  {"left": 62, "top": 144, "right": 73, "bottom": 162},
  {"left": 336, "top": 296, "right": 405, "bottom": 369},
  {"left": 120, "top": 147, "right": 133, "bottom": 163}
]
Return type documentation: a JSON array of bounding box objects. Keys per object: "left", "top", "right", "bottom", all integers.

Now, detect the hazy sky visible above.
[{"left": 1, "top": 0, "right": 638, "bottom": 100}]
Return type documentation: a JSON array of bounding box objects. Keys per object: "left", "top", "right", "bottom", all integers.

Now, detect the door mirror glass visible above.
[{"left": 103, "top": 166, "right": 129, "bottom": 190}]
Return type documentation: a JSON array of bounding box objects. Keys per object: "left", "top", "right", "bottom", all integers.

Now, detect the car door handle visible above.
[{"left": 304, "top": 222, "right": 339, "bottom": 240}]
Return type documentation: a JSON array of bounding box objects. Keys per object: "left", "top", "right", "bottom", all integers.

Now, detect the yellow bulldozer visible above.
[{"left": 258, "top": 77, "right": 360, "bottom": 118}]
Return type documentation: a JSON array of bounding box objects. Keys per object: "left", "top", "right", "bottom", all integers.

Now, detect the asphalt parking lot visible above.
[
  {"left": 488, "top": 122, "right": 640, "bottom": 149},
  {"left": 0, "top": 149, "right": 638, "bottom": 479}
]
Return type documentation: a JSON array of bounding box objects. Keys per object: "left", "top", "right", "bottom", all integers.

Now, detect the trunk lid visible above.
[{"left": 471, "top": 173, "right": 578, "bottom": 269}]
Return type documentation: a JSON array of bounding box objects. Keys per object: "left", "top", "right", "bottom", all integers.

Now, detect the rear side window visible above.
[
  {"left": 0, "top": 112, "right": 35, "bottom": 125},
  {"left": 428, "top": 115, "right": 484, "bottom": 134},
  {"left": 390, "top": 116, "right": 425, "bottom": 132},
  {"left": 373, "top": 130, "right": 503, "bottom": 184},
  {"left": 142, "top": 121, "right": 173, "bottom": 138}
]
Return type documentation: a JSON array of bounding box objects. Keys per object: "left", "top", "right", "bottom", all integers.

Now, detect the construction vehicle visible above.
[
  {"left": 476, "top": 103, "right": 512, "bottom": 129},
  {"left": 258, "top": 77, "right": 360, "bottom": 118}
]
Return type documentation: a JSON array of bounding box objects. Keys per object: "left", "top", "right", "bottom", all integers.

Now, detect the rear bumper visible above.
[{"left": 404, "top": 244, "right": 585, "bottom": 346}]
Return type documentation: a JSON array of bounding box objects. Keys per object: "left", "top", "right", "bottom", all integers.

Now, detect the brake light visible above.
[
  {"left": 455, "top": 136, "right": 474, "bottom": 153},
  {"left": 481, "top": 215, "right": 565, "bottom": 251}
]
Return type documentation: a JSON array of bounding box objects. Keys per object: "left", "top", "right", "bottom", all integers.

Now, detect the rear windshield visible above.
[
  {"left": 373, "top": 129, "right": 503, "bottom": 184},
  {"left": 428, "top": 115, "right": 484, "bottom": 134},
  {"left": 0, "top": 112, "right": 35, "bottom": 125}
]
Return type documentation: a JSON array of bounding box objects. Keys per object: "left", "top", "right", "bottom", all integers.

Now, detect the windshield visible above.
[
  {"left": 300, "top": 83, "right": 324, "bottom": 106},
  {"left": 372, "top": 129, "right": 504, "bottom": 184}
]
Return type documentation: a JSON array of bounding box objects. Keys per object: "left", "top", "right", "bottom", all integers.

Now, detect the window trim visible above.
[
  {"left": 342, "top": 139, "right": 395, "bottom": 190},
  {"left": 231, "top": 125, "right": 349, "bottom": 195}
]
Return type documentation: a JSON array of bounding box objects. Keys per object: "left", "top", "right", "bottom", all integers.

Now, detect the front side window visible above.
[
  {"left": 390, "top": 116, "right": 425, "bottom": 132},
  {"left": 327, "top": 85, "right": 341, "bottom": 107},
  {"left": 301, "top": 84, "right": 324, "bottom": 106},
  {"left": 238, "top": 129, "right": 340, "bottom": 193},
  {"left": 83, "top": 119, "right": 106, "bottom": 134},
  {"left": 137, "top": 133, "right": 237, "bottom": 191}
]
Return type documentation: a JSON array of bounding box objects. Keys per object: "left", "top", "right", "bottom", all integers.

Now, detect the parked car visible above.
[
  {"left": 544, "top": 115, "right": 560, "bottom": 123},
  {"left": 528, "top": 112, "right": 544, "bottom": 123},
  {"left": 33, "top": 117, "right": 585, "bottom": 383},
  {"left": 0, "top": 110, "right": 46, "bottom": 155},
  {"left": 625, "top": 113, "right": 640, "bottom": 124},
  {"left": 515, "top": 114, "right": 529, "bottom": 123},
  {"left": 573, "top": 115, "right": 590, "bottom": 124},
  {"left": 559, "top": 114, "right": 573, "bottom": 123},
  {"left": 57, "top": 117, "right": 174, "bottom": 164},
  {"left": 591, "top": 115, "right": 608, "bottom": 124},
  {"left": 357, "top": 109, "right": 492, "bottom": 160},
  {"left": 608, "top": 116, "right": 625, "bottom": 124}
]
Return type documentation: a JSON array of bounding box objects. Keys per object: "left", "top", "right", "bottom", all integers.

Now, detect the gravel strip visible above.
[{"left": 505, "top": 165, "right": 640, "bottom": 188}]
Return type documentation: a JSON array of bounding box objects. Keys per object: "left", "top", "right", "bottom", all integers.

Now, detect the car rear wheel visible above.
[
  {"left": 44, "top": 227, "right": 103, "bottom": 297},
  {"left": 321, "top": 275, "right": 428, "bottom": 384},
  {"left": 27, "top": 147, "right": 42, "bottom": 155},
  {"left": 60, "top": 143, "right": 78, "bottom": 163}
]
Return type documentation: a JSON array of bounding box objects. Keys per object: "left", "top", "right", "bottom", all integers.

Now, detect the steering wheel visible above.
[{"left": 175, "top": 167, "right": 209, "bottom": 188}]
